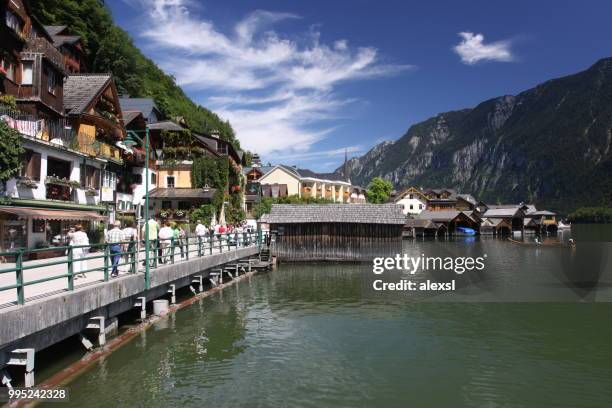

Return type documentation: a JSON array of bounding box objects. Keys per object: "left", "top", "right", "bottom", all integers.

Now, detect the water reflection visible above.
[{"left": 48, "top": 226, "right": 612, "bottom": 408}]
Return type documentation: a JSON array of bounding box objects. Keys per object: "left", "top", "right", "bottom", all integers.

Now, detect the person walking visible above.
[
  {"left": 158, "top": 221, "right": 174, "bottom": 264},
  {"left": 71, "top": 224, "right": 90, "bottom": 279},
  {"left": 122, "top": 221, "right": 137, "bottom": 267},
  {"left": 106, "top": 221, "right": 124, "bottom": 277},
  {"left": 195, "top": 220, "right": 207, "bottom": 253},
  {"left": 141, "top": 217, "right": 158, "bottom": 266},
  {"left": 178, "top": 224, "right": 186, "bottom": 258}
]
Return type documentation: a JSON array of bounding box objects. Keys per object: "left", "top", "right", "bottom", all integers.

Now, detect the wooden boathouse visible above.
[{"left": 267, "top": 204, "right": 405, "bottom": 261}]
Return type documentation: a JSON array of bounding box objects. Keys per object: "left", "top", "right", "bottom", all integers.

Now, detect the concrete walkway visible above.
[{"left": 0, "top": 238, "right": 257, "bottom": 307}]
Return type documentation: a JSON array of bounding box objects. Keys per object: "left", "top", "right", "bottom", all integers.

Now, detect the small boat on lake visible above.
[
  {"left": 456, "top": 226, "right": 477, "bottom": 236},
  {"left": 507, "top": 238, "right": 575, "bottom": 248}
]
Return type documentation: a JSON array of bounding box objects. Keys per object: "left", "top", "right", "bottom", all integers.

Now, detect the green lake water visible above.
[{"left": 46, "top": 235, "right": 612, "bottom": 408}]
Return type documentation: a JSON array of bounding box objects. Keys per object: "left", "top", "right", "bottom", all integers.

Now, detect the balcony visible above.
[
  {"left": 23, "top": 37, "right": 65, "bottom": 72},
  {"left": 0, "top": 107, "right": 74, "bottom": 146}
]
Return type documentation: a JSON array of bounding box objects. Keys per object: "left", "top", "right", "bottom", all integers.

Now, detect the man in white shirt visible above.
[
  {"left": 158, "top": 221, "right": 174, "bottom": 264},
  {"left": 195, "top": 220, "right": 207, "bottom": 253}
]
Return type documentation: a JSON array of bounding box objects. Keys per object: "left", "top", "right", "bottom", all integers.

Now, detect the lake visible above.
[{"left": 44, "top": 233, "right": 612, "bottom": 407}]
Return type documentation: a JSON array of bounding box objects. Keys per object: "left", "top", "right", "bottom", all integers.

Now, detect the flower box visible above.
[
  {"left": 17, "top": 177, "right": 38, "bottom": 188},
  {"left": 45, "top": 176, "right": 81, "bottom": 189}
]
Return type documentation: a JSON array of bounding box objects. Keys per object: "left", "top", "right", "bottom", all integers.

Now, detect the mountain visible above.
[
  {"left": 338, "top": 58, "right": 612, "bottom": 212},
  {"left": 29, "top": 0, "right": 239, "bottom": 149}
]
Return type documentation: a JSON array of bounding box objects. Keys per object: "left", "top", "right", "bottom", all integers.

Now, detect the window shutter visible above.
[
  {"left": 94, "top": 168, "right": 101, "bottom": 189},
  {"left": 80, "top": 164, "right": 86, "bottom": 186},
  {"left": 30, "top": 152, "right": 41, "bottom": 181}
]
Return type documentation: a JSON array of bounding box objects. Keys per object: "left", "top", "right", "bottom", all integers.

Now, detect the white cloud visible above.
[
  {"left": 453, "top": 32, "right": 514, "bottom": 65},
  {"left": 127, "top": 0, "right": 411, "bottom": 162}
]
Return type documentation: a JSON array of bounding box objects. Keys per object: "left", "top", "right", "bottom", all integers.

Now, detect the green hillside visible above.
[{"left": 29, "top": 0, "right": 239, "bottom": 148}]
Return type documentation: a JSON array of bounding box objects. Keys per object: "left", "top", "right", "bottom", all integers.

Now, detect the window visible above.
[
  {"left": 178, "top": 201, "right": 190, "bottom": 210},
  {"left": 20, "top": 150, "right": 41, "bottom": 181},
  {"left": 410, "top": 204, "right": 414, "bottom": 210},
  {"left": 21, "top": 61, "right": 32, "bottom": 85},
  {"left": 151, "top": 173, "right": 156, "bottom": 184},
  {"left": 102, "top": 170, "right": 117, "bottom": 189},
  {"left": 409, "top": 194, "right": 413, "bottom": 199},
  {"left": 166, "top": 176, "right": 175, "bottom": 188},
  {"left": 80, "top": 165, "right": 100, "bottom": 189},
  {"left": 419, "top": 204, "right": 423, "bottom": 209},
  {"left": 132, "top": 174, "right": 142, "bottom": 184},
  {"left": 46, "top": 68, "right": 57, "bottom": 95},
  {"left": 1, "top": 53, "right": 17, "bottom": 82},
  {"left": 161, "top": 201, "right": 172, "bottom": 209}
]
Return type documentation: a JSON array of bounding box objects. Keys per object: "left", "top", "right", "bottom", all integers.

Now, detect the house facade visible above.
[
  {"left": 256, "top": 165, "right": 356, "bottom": 203},
  {"left": 393, "top": 187, "right": 428, "bottom": 215}
]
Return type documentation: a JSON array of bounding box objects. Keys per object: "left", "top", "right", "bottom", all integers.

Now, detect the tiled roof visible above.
[
  {"left": 268, "top": 204, "right": 405, "bottom": 224},
  {"left": 404, "top": 219, "right": 438, "bottom": 229},
  {"left": 482, "top": 207, "right": 522, "bottom": 218},
  {"left": 122, "top": 111, "right": 143, "bottom": 126},
  {"left": 243, "top": 166, "right": 275, "bottom": 176},
  {"left": 149, "top": 188, "right": 217, "bottom": 199},
  {"left": 416, "top": 210, "right": 462, "bottom": 222},
  {"left": 52, "top": 35, "right": 80, "bottom": 47},
  {"left": 119, "top": 98, "right": 161, "bottom": 120},
  {"left": 44, "top": 25, "right": 67, "bottom": 36},
  {"left": 272, "top": 165, "right": 350, "bottom": 183},
  {"left": 457, "top": 194, "right": 477, "bottom": 205},
  {"left": 64, "top": 74, "right": 112, "bottom": 115},
  {"left": 147, "top": 121, "right": 185, "bottom": 131}
]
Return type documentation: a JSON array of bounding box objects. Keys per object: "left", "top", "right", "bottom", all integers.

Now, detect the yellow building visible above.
[{"left": 255, "top": 165, "right": 357, "bottom": 203}]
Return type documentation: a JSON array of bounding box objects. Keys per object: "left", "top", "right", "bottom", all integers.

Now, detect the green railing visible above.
[{"left": 0, "top": 230, "right": 268, "bottom": 306}]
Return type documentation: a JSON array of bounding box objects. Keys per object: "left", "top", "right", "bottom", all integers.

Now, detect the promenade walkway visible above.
[{"left": 0, "top": 233, "right": 263, "bottom": 307}]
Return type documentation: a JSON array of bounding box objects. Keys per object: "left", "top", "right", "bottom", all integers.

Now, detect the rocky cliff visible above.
[{"left": 338, "top": 58, "right": 612, "bottom": 212}]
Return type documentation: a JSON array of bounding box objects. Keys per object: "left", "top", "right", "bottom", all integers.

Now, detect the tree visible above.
[
  {"left": 252, "top": 197, "right": 274, "bottom": 220},
  {"left": 366, "top": 177, "right": 393, "bottom": 204},
  {"left": 189, "top": 204, "right": 216, "bottom": 227},
  {"left": 0, "top": 121, "right": 24, "bottom": 184}
]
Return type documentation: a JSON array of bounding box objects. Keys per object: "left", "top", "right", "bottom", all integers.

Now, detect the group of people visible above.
[{"left": 64, "top": 217, "right": 255, "bottom": 279}]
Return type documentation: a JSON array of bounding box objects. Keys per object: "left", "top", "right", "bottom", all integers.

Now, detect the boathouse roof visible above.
[
  {"left": 267, "top": 204, "right": 405, "bottom": 225},
  {"left": 482, "top": 207, "right": 524, "bottom": 218},
  {"left": 416, "top": 210, "right": 461, "bottom": 222}
]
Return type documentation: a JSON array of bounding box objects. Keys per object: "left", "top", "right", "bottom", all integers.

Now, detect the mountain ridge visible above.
[{"left": 338, "top": 57, "right": 612, "bottom": 212}]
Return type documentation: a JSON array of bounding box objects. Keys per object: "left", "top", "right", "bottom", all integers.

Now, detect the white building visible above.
[{"left": 393, "top": 187, "right": 428, "bottom": 215}]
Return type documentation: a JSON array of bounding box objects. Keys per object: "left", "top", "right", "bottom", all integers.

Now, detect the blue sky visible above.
[{"left": 110, "top": 0, "right": 612, "bottom": 171}]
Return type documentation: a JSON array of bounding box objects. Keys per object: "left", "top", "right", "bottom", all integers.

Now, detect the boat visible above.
[
  {"left": 456, "top": 227, "right": 476, "bottom": 236},
  {"left": 557, "top": 221, "right": 571, "bottom": 230},
  {"left": 507, "top": 238, "right": 574, "bottom": 248}
]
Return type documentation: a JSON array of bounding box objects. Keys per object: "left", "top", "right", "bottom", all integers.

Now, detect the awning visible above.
[{"left": 0, "top": 206, "right": 107, "bottom": 221}]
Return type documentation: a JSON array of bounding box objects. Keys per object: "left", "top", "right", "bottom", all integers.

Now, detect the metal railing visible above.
[{"left": 0, "top": 230, "right": 268, "bottom": 306}]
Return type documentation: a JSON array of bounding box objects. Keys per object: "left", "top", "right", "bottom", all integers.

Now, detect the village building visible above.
[
  {"left": 481, "top": 205, "right": 528, "bottom": 233},
  {"left": 415, "top": 210, "right": 480, "bottom": 235},
  {"left": 44, "top": 25, "right": 86, "bottom": 73},
  {"left": 393, "top": 186, "right": 428, "bottom": 215},
  {"left": 267, "top": 204, "right": 405, "bottom": 261},
  {"left": 255, "top": 165, "right": 356, "bottom": 203}
]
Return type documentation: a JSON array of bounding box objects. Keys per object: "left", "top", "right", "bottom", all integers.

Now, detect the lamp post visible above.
[
  {"left": 123, "top": 127, "right": 152, "bottom": 289},
  {"left": 144, "top": 127, "right": 150, "bottom": 289}
]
